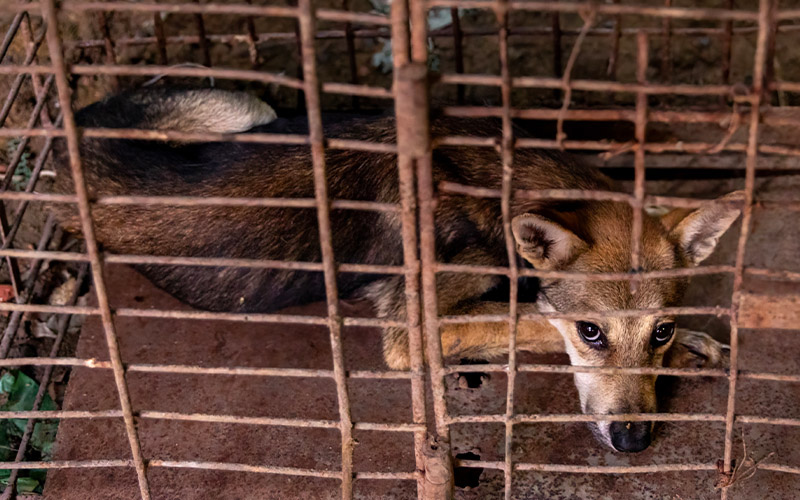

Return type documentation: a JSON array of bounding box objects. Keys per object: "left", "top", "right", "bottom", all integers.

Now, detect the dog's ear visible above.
[
  {"left": 512, "top": 214, "right": 587, "bottom": 270},
  {"left": 669, "top": 190, "right": 745, "bottom": 266}
]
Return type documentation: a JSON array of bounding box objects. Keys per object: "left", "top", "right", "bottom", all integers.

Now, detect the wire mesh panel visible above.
[{"left": 0, "top": 0, "right": 798, "bottom": 499}]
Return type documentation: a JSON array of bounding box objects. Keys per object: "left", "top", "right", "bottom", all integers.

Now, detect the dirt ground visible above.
[{"left": 1, "top": 0, "right": 800, "bottom": 498}]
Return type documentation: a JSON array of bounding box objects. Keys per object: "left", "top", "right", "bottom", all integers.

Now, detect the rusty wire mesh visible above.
[{"left": 0, "top": 0, "right": 798, "bottom": 499}]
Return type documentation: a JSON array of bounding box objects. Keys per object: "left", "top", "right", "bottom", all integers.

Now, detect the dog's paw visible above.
[{"left": 664, "top": 329, "right": 730, "bottom": 369}]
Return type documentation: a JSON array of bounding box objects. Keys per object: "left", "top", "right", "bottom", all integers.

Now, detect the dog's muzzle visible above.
[{"left": 609, "top": 420, "right": 652, "bottom": 452}]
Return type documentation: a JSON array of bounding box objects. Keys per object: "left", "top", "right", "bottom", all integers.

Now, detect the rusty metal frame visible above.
[{"left": 0, "top": 0, "right": 798, "bottom": 499}]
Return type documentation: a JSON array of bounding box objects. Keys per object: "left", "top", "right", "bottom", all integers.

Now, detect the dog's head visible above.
[{"left": 511, "top": 191, "right": 743, "bottom": 452}]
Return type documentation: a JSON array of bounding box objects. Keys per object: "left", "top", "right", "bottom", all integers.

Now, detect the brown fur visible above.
[{"left": 52, "top": 88, "right": 741, "bottom": 451}]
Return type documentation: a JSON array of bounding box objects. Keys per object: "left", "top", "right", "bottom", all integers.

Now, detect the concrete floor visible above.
[{"left": 44, "top": 178, "right": 800, "bottom": 500}]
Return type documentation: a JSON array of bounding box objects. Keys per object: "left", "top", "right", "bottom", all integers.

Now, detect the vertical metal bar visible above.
[
  {"left": 410, "top": 0, "right": 429, "bottom": 66},
  {"left": 39, "top": 0, "right": 152, "bottom": 498},
  {"left": 451, "top": 7, "right": 465, "bottom": 104},
  {"left": 720, "top": 0, "right": 771, "bottom": 497},
  {"left": 0, "top": 21, "right": 47, "bottom": 132},
  {"left": 342, "top": 0, "right": 360, "bottom": 109},
  {"left": 153, "top": 12, "right": 168, "bottom": 65},
  {"left": 551, "top": 12, "right": 562, "bottom": 78},
  {"left": 192, "top": 0, "right": 211, "bottom": 67},
  {"left": 0, "top": 212, "right": 56, "bottom": 359},
  {"left": 496, "top": 1, "right": 519, "bottom": 499},
  {"left": 0, "top": 13, "right": 25, "bottom": 63},
  {"left": 296, "top": 1, "right": 354, "bottom": 498},
  {"left": 390, "top": 0, "right": 428, "bottom": 497},
  {"left": 4, "top": 115, "right": 63, "bottom": 257},
  {"left": 0, "top": 74, "right": 54, "bottom": 289},
  {"left": 21, "top": 14, "right": 53, "bottom": 127},
  {"left": 607, "top": 0, "right": 621, "bottom": 78},
  {"left": 660, "top": 0, "right": 672, "bottom": 81},
  {"left": 0, "top": 220, "right": 85, "bottom": 500},
  {"left": 722, "top": 0, "right": 734, "bottom": 87},
  {"left": 630, "top": 32, "right": 648, "bottom": 292},
  {"left": 764, "top": 0, "right": 778, "bottom": 97},
  {"left": 291, "top": 0, "right": 305, "bottom": 111},
  {"left": 555, "top": 10, "right": 595, "bottom": 148},
  {"left": 409, "top": 8, "right": 455, "bottom": 496},
  {"left": 96, "top": 11, "right": 119, "bottom": 90},
  {"left": 552, "top": 11, "right": 562, "bottom": 100},
  {"left": 244, "top": 0, "right": 260, "bottom": 68}
]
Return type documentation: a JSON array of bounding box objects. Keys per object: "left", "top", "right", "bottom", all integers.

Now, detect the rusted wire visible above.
[
  {"left": 58, "top": 22, "right": 800, "bottom": 57},
  {"left": 40, "top": 0, "right": 152, "bottom": 497},
  {"left": 0, "top": 216, "right": 57, "bottom": 359},
  {"left": 0, "top": 263, "right": 88, "bottom": 500},
  {"left": 2, "top": 0, "right": 799, "bottom": 496},
  {"left": 390, "top": 0, "right": 428, "bottom": 496},
  {"left": 720, "top": 0, "right": 771, "bottom": 497},
  {"left": 0, "top": 72, "right": 55, "bottom": 296},
  {"left": 495, "top": 0, "right": 519, "bottom": 497},
  {"left": 296, "top": 0, "right": 355, "bottom": 496},
  {"left": 555, "top": 7, "right": 595, "bottom": 148},
  {"left": 629, "top": 31, "right": 649, "bottom": 294}
]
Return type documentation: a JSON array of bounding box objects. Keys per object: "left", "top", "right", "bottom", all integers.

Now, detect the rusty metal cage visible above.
[{"left": 0, "top": 0, "right": 799, "bottom": 498}]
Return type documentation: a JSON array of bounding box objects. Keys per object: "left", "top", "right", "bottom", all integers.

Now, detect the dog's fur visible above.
[{"left": 53, "top": 88, "right": 741, "bottom": 451}]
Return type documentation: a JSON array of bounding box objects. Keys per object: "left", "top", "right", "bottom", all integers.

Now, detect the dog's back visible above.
[{"left": 52, "top": 88, "right": 611, "bottom": 313}]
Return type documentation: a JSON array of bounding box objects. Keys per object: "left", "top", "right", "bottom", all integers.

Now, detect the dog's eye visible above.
[
  {"left": 652, "top": 322, "right": 676, "bottom": 347},
  {"left": 576, "top": 321, "right": 607, "bottom": 348}
]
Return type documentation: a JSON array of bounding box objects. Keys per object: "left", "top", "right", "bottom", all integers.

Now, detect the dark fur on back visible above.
[{"left": 53, "top": 88, "right": 614, "bottom": 314}]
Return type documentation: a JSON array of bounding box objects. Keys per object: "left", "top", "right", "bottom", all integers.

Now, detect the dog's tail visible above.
[
  {"left": 72, "top": 87, "right": 277, "bottom": 134},
  {"left": 52, "top": 87, "right": 278, "bottom": 232}
]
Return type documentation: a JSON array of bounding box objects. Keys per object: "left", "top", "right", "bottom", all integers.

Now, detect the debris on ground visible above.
[{"left": 0, "top": 371, "right": 58, "bottom": 495}]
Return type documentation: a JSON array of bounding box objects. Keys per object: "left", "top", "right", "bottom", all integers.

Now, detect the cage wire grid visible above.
[{"left": 0, "top": 0, "right": 797, "bottom": 499}]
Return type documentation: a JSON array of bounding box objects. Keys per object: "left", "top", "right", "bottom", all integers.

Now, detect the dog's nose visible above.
[{"left": 609, "top": 421, "right": 652, "bottom": 452}]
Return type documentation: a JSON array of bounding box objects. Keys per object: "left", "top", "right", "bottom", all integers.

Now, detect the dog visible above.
[{"left": 53, "top": 87, "right": 739, "bottom": 452}]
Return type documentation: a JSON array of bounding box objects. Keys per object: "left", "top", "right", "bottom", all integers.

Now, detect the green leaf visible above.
[
  {"left": 0, "top": 373, "right": 14, "bottom": 395},
  {"left": 29, "top": 469, "right": 46, "bottom": 482},
  {"left": 0, "top": 371, "right": 60, "bottom": 459},
  {"left": 15, "top": 476, "right": 38, "bottom": 493},
  {"left": 0, "top": 422, "right": 16, "bottom": 462},
  {"left": 31, "top": 421, "right": 58, "bottom": 460}
]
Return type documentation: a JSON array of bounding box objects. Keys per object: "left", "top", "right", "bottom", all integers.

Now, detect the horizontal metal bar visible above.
[
  {"left": 114, "top": 308, "right": 406, "bottom": 328},
  {"left": 0, "top": 460, "right": 132, "bottom": 469},
  {"left": 71, "top": 64, "right": 305, "bottom": 88},
  {"left": 757, "top": 463, "right": 800, "bottom": 475},
  {"left": 149, "top": 460, "right": 418, "bottom": 480},
  {"left": 514, "top": 463, "right": 717, "bottom": 473},
  {"left": 427, "top": 1, "right": 759, "bottom": 22},
  {"left": 443, "top": 105, "right": 737, "bottom": 124},
  {"left": 93, "top": 195, "right": 399, "bottom": 212},
  {"left": 437, "top": 262, "right": 735, "bottom": 281},
  {"left": 736, "top": 416, "right": 800, "bottom": 427},
  {"left": 4, "top": 356, "right": 800, "bottom": 386},
  {"left": 445, "top": 363, "right": 727, "bottom": 377},
  {"left": 138, "top": 411, "right": 423, "bottom": 432},
  {"left": 0, "top": 357, "right": 107, "bottom": 368},
  {"left": 60, "top": 1, "right": 299, "bottom": 18},
  {"left": 439, "top": 73, "right": 736, "bottom": 96},
  {"left": 0, "top": 410, "right": 122, "bottom": 419},
  {"left": 447, "top": 412, "right": 725, "bottom": 425},
  {"left": 322, "top": 82, "right": 393, "bottom": 99},
  {"left": 0, "top": 459, "right": 417, "bottom": 480},
  {"left": 454, "top": 459, "right": 717, "bottom": 473},
  {"left": 441, "top": 306, "right": 730, "bottom": 325},
  {"left": 149, "top": 460, "right": 341, "bottom": 478},
  {"left": 315, "top": 8, "right": 391, "bottom": 26}
]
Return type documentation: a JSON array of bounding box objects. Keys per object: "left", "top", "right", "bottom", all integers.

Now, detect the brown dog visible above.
[{"left": 53, "top": 88, "right": 738, "bottom": 452}]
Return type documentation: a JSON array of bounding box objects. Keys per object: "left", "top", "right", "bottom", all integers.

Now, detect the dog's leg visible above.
[
  {"left": 664, "top": 328, "right": 730, "bottom": 369},
  {"left": 439, "top": 301, "right": 565, "bottom": 361},
  {"left": 364, "top": 249, "right": 503, "bottom": 369}
]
